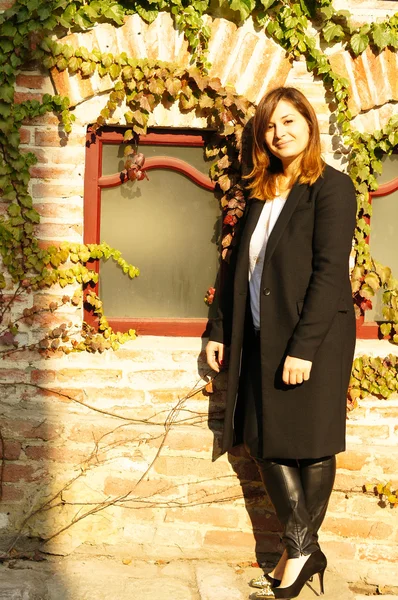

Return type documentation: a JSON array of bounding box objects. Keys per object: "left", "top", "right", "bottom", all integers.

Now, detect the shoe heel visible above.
[{"left": 318, "top": 568, "right": 326, "bottom": 595}]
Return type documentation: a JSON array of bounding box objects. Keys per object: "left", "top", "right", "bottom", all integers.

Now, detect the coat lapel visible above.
[{"left": 263, "top": 181, "right": 309, "bottom": 266}]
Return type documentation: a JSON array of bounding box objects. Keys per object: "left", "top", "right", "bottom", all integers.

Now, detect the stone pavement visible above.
[{"left": 0, "top": 557, "right": 396, "bottom": 600}]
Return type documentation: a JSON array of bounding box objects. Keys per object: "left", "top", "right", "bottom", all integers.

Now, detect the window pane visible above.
[
  {"left": 102, "top": 142, "right": 213, "bottom": 176},
  {"left": 99, "top": 168, "right": 220, "bottom": 318},
  {"left": 365, "top": 156, "right": 398, "bottom": 322}
]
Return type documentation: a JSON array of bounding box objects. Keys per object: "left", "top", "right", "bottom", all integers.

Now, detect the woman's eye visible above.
[{"left": 284, "top": 119, "right": 293, "bottom": 124}]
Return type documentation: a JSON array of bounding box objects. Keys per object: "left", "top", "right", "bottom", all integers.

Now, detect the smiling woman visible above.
[{"left": 206, "top": 87, "right": 357, "bottom": 600}]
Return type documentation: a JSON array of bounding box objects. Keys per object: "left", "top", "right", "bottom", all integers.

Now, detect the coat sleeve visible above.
[
  {"left": 286, "top": 171, "right": 357, "bottom": 362},
  {"left": 208, "top": 248, "right": 236, "bottom": 346}
]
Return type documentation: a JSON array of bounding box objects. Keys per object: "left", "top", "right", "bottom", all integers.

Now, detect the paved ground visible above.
[{"left": 0, "top": 556, "right": 396, "bottom": 600}]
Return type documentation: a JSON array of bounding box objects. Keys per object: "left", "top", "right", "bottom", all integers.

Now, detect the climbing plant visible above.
[{"left": 0, "top": 0, "right": 398, "bottom": 365}]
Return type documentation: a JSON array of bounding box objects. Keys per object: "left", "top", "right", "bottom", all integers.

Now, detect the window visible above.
[
  {"left": 356, "top": 154, "right": 398, "bottom": 338},
  {"left": 84, "top": 129, "right": 221, "bottom": 336}
]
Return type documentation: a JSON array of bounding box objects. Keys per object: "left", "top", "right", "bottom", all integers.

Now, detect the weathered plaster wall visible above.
[{"left": 1, "top": 2, "right": 398, "bottom": 589}]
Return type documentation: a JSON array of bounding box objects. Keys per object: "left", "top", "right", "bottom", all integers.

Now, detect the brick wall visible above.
[{"left": 1, "top": 1, "right": 398, "bottom": 588}]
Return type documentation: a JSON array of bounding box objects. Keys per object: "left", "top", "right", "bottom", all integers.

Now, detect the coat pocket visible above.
[{"left": 297, "top": 300, "right": 350, "bottom": 315}]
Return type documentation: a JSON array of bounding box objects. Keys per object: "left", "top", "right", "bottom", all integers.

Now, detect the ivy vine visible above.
[{"left": 0, "top": 1, "right": 397, "bottom": 391}]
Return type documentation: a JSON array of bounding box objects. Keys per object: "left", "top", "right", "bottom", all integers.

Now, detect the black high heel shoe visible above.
[{"left": 272, "top": 549, "right": 327, "bottom": 599}]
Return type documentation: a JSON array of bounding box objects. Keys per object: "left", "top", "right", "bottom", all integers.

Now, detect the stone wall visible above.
[{"left": 1, "top": 0, "right": 398, "bottom": 589}]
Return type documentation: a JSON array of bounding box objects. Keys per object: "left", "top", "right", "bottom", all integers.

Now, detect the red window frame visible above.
[
  {"left": 356, "top": 175, "right": 398, "bottom": 338},
  {"left": 83, "top": 128, "right": 216, "bottom": 337}
]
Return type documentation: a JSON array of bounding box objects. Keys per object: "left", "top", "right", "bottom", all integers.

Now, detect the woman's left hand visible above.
[{"left": 282, "top": 355, "right": 312, "bottom": 385}]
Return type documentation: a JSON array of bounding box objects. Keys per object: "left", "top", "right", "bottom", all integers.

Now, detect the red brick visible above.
[
  {"left": 384, "top": 47, "right": 398, "bottom": 101},
  {"left": 31, "top": 312, "right": 79, "bottom": 328},
  {"left": 2, "top": 463, "right": 35, "bottom": 483},
  {"left": 0, "top": 484, "right": 25, "bottom": 501},
  {"left": 334, "top": 472, "right": 371, "bottom": 492},
  {"left": 25, "top": 445, "right": 87, "bottom": 463},
  {"left": 351, "top": 54, "right": 374, "bottom": 111},
  {"left": 31, "top": 147, "right": 86, "bottom": 165},
  {"left": 0, "top": 369, "right": 30, "bottom": 383},
  {"left": 365, "top": 46, "right": 391, "bottom": 106},
  {"left": 32, "top": 183, "right": 83, "bottom": 198},
  {"left": 0, "top": 1, "right": 16, "bottom": 9},
  {"left": 104, "top": 477, "right": 176, "bottom": 498},
  {"left": 35, "top": 223, "right": 83, "bottom": 238},
  {"left": 31, "top": 369, "right": 56, "bottom": 384},
  {"left": 57, "top": 368, "right": 122, "bottom": 384},
  {"left": 187, "top": 480, "right": 249, "bottom": 505},
  {"left": 204, "top": 529, "right": 279, "bottom": 552},
  {"left": 34, "top": 202, "right": 83, "bottom": 220},
  {"left": 369, "top": 407, "right": 398, "bottom": 419},
  {"left": 23, "top": 113, "right": 61, "bottom": 126},
  {"left": 14, "top": 92, "right": 43, "bottom": 104},
  {"left": 346, "top": 424, "right": 390, "bottom": 441},
  {"left": 20, "top": 128, "right": 31, "bottom": 144},
  {"left": 16, "top": 74, "right": 49, "bottom": 90},
  {"left": 2, "top": 419, "right": 63, "bottom": 441},
  {"left": 165, "top": 505, "right": 245, "bottom": 528},
  {"left": 35, "top": 130, "right": 86, "bottom": 147},
  {"left": 321, "top": 540, "right": 356, "bottom": 560},
  {"left": 0, "top": 440, "right": 22, "bottom": 460},
  {"left": 23, "top": 387, "right": 85, "bottom": 404},
  {"left": 373, "top": 455, "right": 398, "bottom": 475},
  {"left": 154, "top": 455, "right": 234, "bottom": 479},
  {"left": 30, "top": 165, "right": 82, "bottom": 180},
  {"left": 171, "top": 350, "right": 207, "bottom": 363},
  {"left": 351, "top": 495, "right": 386, "bottom": 517},
  {"left": 323, "top": 516, "right": 392, "bottom": 540},
  {"left": 85, "top": 387, "right": 145, "bottom": 404},
  {"left": 158, "top": 428, "right": 216, "bottom": 453},
  {"left": 358, "top": 543, "right": 398, "bottom": 563},
  {"left": 68, "top": 422, "right": 154, "bottom": 443},
  {"left": 336, "top": 449, "right": 370, "bottom": 471},
  {"left": 149, "top": 388, "right": 209, "bottom": 404},
  {"left": 325, "top": 491, "right": 349, "bottom": 513}
]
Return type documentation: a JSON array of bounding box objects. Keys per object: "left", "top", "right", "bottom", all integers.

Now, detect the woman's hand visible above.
[
  {"left": 282, "top": 355, "right": 312, "bottom": 385},
  {"left": 206, "top": 341, "right": 225, "bottom": 373}
]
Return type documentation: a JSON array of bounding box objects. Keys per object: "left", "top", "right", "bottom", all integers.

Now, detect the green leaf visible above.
[
  {"left": 109, "top": 63, "right": 121, "bottom": 79},
  {"left": 229, "top": 0, "right": 256, "bottom": 21},
  {"left": 350, "top": 33, "right": 369, "bottom": 56},
  {"left": 7, "top": 204, "right": 21, "bottom": 217},
  {"left": 103, "top": 3, "right": 125, "bottom": 26},
  {"left": 260, "top": 0, "right": 277, "bottom": 8},
  {"left": 380, "top": 323, "right": 392, "bottom": 337},
  {"left": 323, "top": 22, "right": 345, "bottom": 43},
  {"left": 1, "top": 22, "right": 17, "bottom": 37},
  {"left": 372, "top": 24, "right": 391, "bottom": 50},
  {"left": 0, "top": 85, "right": 14, "bottom": 103},
  {"left": 24, "top": 209, "right": 40, "bottom": 223},
  {"left": 135, "top": 4, "right": 159, "bottom": 23}
]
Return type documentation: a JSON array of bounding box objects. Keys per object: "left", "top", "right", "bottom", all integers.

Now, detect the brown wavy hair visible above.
[{"left": 245, "top": 87, "right": 324, "bottom": 201}]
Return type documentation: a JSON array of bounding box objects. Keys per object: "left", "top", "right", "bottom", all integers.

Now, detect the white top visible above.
[{"left": 249, "top": 196, "right": 287, "bottom": 329}]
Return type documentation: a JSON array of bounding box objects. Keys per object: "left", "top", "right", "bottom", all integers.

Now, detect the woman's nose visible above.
[{"left": 274, "top": 124, "right": 285, "bottom": 139}]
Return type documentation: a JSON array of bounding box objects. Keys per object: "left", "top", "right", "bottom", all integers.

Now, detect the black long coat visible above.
[{"left": 210, "top": 164, "right": 357, "bottom": 459}]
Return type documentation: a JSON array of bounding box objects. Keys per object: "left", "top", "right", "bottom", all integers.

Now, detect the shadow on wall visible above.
[{"left": 0, "top": 358, "right": 71, "bottom": 599}]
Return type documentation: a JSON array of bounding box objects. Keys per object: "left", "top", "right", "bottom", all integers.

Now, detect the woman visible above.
[{"left": 206, "top": 87, "right": 357, "bottom": 599}]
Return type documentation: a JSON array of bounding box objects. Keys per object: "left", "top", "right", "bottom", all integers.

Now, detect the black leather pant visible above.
[{"left": 252, "top": 455, "right": 336, "bottom": 559}]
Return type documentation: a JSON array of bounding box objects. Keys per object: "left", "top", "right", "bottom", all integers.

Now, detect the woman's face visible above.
[{"left": 264, "top": 100, "right": 310, "bottom": 170}]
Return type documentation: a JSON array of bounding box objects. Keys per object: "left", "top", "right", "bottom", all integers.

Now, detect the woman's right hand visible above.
[{"left": 206, "top": 341, "right": 225, "bottom": 373}]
